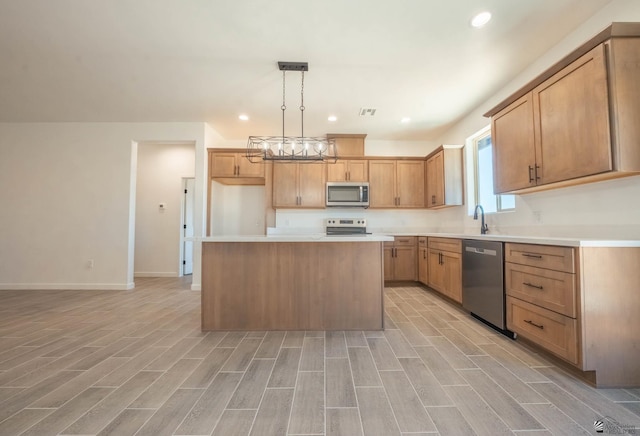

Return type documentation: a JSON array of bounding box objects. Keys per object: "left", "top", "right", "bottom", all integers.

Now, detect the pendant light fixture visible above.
[{"left": 246, "top": 61, "right": 337, "bottom": 163}]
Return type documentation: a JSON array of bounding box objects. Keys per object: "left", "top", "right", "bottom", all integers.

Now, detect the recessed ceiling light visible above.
[
  {"left": 471, "top": 11, "right": 491, "bottom": 28},
  {"left": 328, "top": 115, "right": 337, "bottom": 122},
  {"left": 401, "top": 117, "right": 411, "bottom": 124},
  {"left": 238, "top": 114, "right": 249, "bottom": 121}
]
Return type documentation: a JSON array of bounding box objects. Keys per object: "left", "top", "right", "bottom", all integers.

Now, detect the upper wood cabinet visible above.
[
  {"left": 272, "top": 163, "right": 326, "bottom": 208},
  {"left": 327, "top": 134, "right": 366, "bottom": 157},
  {"left": 425, "top": 146, "right": 463, "bottom": 209},
  {"left": 487, "top": 25, "right": 640, "bottom": 194},
  {"left": 326, "top": 159, "right": 369, "bottom": 182},
  {"left": 209, "top": 149, "right": 264, "bottom": 185},
  {"left": 369, "top": 160, "right": 425, "bottom": 208}
]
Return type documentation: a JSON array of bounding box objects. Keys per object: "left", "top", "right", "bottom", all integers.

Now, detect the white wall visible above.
[
  {"left": 0, "top": 122, "right": 206, "bottom": 290},
  {"left": 135, "top": 142, "right": 195, "bottom": 277},
  {"left": 430, "top": 0, "right": 640, "bottom": 239}
]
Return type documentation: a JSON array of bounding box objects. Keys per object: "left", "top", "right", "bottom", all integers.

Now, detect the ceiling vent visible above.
[{"left": 359, "top": 108, "right": 377, "bottom": 117}]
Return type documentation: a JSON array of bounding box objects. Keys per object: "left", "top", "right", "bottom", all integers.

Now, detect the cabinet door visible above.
[
  {"left": 272, "top": 163, "right": 299, "bottom": 207},
  {"left": 533, "top": 44, "right": 612, "bottom": 185},
  {"left": 394, "top": 245, "right": 417, "bottom": 281},
  {"left": 492, "top": 93, "right": 537, "bottom": 193},
  {"left": 237, "top": 154, "right": 264, "bottom": 178},
  {"left": 298, "top": 163, "right": 326, "bottom": 207},
  {"left": 326, "top": 161, "right": 349, "bottom": 182},
  {"left": 383, "top": 245, "right": 394, "bottom": 280},
  {"left": 210, "top": 153, "right": 237, "bottom": 177},
  {"left": 347, "top": 160, "right": 369, "bottom": 182},
  {"left": 396, "top": 161, "right": 425, "bottom": 207},
  {"left": 426, "top": 152, "right": 444, "bottom": 208},
  {"left": 442, "top": 251, "right": 462, "bottom": 303},
  {"left": 369, "top": 160, "right": 397, "bottom": 207},
  {"left": 428, "top": 249, "right": 444, "bottom": 293},
  {"left": 418, "top": 247, "right": 429, "bottom": 285}
]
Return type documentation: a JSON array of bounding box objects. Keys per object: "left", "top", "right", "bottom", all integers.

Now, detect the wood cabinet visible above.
[
  {"left": 505, "top": 243, "right": 579, "bottom": 365},
  {"left": 427, "top": 237, "right": 462, "bottom": 303},
  {"left": 272, "top": 163, "right": 326, "bottom": 208},
  {"left": 326, "top": 159, "right": 368, "bottom": 182},
  {"left": 384, "top": 236, "right": 417, "bottom": 281},
  {"left": 327, "top": 134, "right": 366, "bottom": 157},
  {"left": 369, "top": 160, "right": 425, "bottom": 208},
  {"left": 425, "top": 146, "right": 463, "bottom": 209},
  {"left": 209, "top": 149, "right": 264, "bottom": 184},
  {"left": 417, "top": 237, "right": 428, "bottom": 285},
  {"left": 487, "top": 25, "right": 640, "bottom": 194}
]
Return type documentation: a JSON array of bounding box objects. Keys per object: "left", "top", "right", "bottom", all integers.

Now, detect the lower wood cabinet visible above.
[
  {"left": 427, "top": 237, "right": 462, "bottom": 303},
  {"left": 418, "top": 237, "right": 428, "bottom": 285},
  {"left": 384, "top": 236, "right": 417, "bottom": 281},
  {"left": 505, "top": 243, "right": 579, "bottom": 366}
]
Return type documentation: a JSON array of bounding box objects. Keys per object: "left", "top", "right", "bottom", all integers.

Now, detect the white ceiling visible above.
[{"left": 0, "top": 0, "right": 613, "bottom": 141}]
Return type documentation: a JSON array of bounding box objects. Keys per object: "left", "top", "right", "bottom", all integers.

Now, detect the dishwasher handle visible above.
[{"left": 464, "top": 246, "right": 497, "bottom": 256}]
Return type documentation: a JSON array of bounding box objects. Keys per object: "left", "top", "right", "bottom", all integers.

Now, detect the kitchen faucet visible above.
[{"left": 473, "top": 204, "right": 489, "bottom": 234}]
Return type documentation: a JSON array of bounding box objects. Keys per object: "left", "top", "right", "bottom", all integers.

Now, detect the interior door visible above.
[{"left": 182, "top": 178, "right": 195, "bottom": 275}]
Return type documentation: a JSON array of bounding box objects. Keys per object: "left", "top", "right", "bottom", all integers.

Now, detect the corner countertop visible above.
[
  {"left": 382, "top": 232, "right": 640, "bottom": 248},
  {"left": 195, "top": 234, "right": 394, "bottom": 243}
]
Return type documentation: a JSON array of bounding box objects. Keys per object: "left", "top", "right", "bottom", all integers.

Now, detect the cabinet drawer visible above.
[
  {"left": 507, "top": 296, "right": 579, "bottom": 365},
  {"left": 428, "top": 237, "right": 461, "bottom": 253},
  {"left": 394, "top": 236, "right": 417, "bottom": 246},
  {"left": 418, "top": 236, "right": 427, "bottom": 247},
  {"left": 505, "top": 243, "right": 575, "bottom": 273},
  {"left": 505, "top": 263, "right": 576, "bottom": 317}
]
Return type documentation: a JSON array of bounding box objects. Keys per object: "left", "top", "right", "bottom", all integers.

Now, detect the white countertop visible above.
[
  {"left": 383, "top": 232, "right": 640, "bottom": 248},
  {"left": 194, "top": 231, "right": 640, "bottom": 247},
  {"left": 196, "top": 234, "right": 394, "bottom": 243}
]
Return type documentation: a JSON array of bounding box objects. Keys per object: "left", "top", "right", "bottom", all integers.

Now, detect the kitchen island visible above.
[{"left": 200, "top": 234, "right": 393, "bottom": 331}]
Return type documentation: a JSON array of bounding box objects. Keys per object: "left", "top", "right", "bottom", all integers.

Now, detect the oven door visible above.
[{"left": 326, "top": 182, "right": 369, "bottom": 207}]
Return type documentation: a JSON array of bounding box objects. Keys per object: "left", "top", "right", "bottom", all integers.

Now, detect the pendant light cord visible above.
[{"left": 300, "top": 71, "right": 305, "bottom": 138}]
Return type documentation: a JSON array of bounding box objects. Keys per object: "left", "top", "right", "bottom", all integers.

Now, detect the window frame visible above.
[{"left": 466, "top": 125, "right": 514, "bottom": 215}]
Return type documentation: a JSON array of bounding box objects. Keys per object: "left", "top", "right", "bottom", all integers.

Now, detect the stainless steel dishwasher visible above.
[{"left": 462, "top": 239, "right": 513, "bottom": 337}]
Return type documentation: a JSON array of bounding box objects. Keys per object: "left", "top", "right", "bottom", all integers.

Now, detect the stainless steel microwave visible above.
[{"left": 326, "top": 182, "right": 369, "bottom": 207}]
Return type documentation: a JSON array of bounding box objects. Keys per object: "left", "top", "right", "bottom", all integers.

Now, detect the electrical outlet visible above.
[{"left": 87, "top": 259, "right": 94, "bottom": 269}]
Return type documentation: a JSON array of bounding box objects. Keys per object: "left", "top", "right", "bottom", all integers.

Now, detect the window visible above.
[{"left": 469, "top": 126, "right": 514, "bottom": 213}]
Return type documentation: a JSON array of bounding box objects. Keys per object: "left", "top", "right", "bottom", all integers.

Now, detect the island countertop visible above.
[{"left": 194, "top": 234, "right": 394, "bottom": 243}]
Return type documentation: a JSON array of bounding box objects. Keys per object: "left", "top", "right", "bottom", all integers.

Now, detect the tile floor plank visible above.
[
  {"left": 325, "top": 331, "right": 347, "bottom": 358},
  {"left": 444, "top": 385, "right": 513, "bottom": 436},
  {"left": 398, "top": 357, "right": 453, "bottom": 406},
  {"left": 326, "top": 408, "right": 363, "bottom": 436},
  {"left": 289, "top": 371, "right": 324, "bottom": 434},
  {"left": 348, "top": 347, "right": 382, "bottom": 387},
  {"left": 180, "top": 347, "right": 234, "bottom": 388},
  {"left": 95, "top": 408, "right": 156, "bottom": 436},
  {"left": 459, "top": 368, "right": 544, "bottom": 431},
  {"left": 522, "top": 403, "right": 591, "bottom": 435},
  {"left": 254, "top": 331, "right": 285, "bottom": 358},
  {"left": 221, "top": 337, "right": 262, "bottom": 372},
  {"left": 175, "top": 371, "right": 243, "bottom": 435},
  {"left": 249, "top": 388, "right": 294, "bottom": 436},
  {"left": 326, "top": 358, "right": 357, "bottom": 407},
  {"left": 134, "top": 388, "right": 204, "bottom": 436},
  {"left": 367, "top": 337, "right": 402, "bottom": 371},
  {"left": 130, "top": 358, "right": 201, "bottom": 408},
  {"left": 212, "top": 409, "right": 257, "bottom": 436},
  {"left": 299, "top": 337, "right": 324, "bottom": 372},
  {"left": 227, "top": 358, "right": 276, "bottom": 409},
  {"left": 414, "top": 346, "right": 466, "bottom": 386},
  {"left": 267, "top": 347, "right": 301, "bottom": 388},
  {"left": 0, "top": 408, "right": 54, "bottom": 436},
  {"left": 62, "top": 370, "right": 162, "bottom": 434},
  {"left": 355, "top": 386, "right": 402, "bottom": 436},
  {"left": 426, "top": 406, "right": 477, "bottom": 436},
  {"left": 379, "top": 370, "right": 436, "bottom": 432},
  {"left": 470, "top": 355, "right": 546, "bottom": 404}
]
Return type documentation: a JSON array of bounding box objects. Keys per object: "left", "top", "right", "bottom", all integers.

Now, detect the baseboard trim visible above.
[
  {"left": 191, "top": 283, "right": 201, "bottom": 291},
  {"left": 133, "top": 272, "right": 179, "bottom": 278},
  {"left": 0, "top": 283, "right": 133, "bottom": 291}
]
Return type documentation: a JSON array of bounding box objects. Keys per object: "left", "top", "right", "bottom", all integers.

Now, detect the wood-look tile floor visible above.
[{"left": 0, "top": 278, "right": 639, "bottom": 435}]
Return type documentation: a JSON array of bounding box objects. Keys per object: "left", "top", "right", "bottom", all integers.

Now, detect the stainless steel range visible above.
[{"left": 325, "top": 218, "right": 367, "bottom": 236}]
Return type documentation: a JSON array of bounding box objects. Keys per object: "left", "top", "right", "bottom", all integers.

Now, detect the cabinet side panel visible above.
[
  {"left": 581, "top": 247, "right": 640, "bottom": 387},
  {"left": 609, "top": 38, "right": 640, "bottom": 171}
]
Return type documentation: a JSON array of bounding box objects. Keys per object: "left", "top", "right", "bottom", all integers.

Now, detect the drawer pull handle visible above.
[
  {"left": 523, "top": 282, "right": 544, "bottom": 290},
  {"left": 524, "top": 319, "right": 544, "bottom": 330},
  {"left": 522, "top": 253, "right": 543, "bottom": 259}
]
